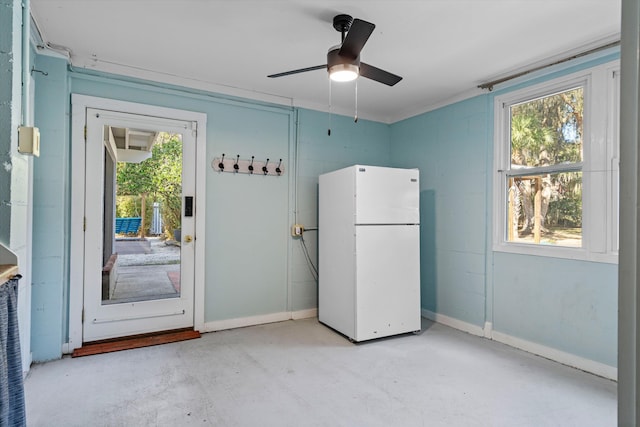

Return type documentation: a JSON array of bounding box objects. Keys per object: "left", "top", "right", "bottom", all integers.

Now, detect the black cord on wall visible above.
[{"left": 300, "top": 234, "right": 318, "bottom": 282}]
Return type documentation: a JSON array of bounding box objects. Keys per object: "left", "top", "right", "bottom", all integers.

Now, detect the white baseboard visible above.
[
  {"left": 22, "top": 352, "right": 33, "bottom": 377},
  {"left": 490, "top": 330, "right": 617, "bottom": 381},
  {"left": 422, "top": 309, "right": 485, "bottom": 337},
  {"left": 202, "top": 309, "right": 318, "bottom": 333},
  {"left": 291, "top": 308, "right": 318, "bottom": 320},
  {"left": 422, "top": 309, "right": 617, "bottom": 381},
  {"left": 483, "top": 322, "right": 493, "bottom": 339},
  {"left": 61, "top": 309, "right": 318, "bottom": 353}
]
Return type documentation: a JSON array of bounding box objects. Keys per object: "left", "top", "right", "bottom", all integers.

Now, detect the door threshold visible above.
[{"left": 72, "top": 328, "right": 201, "bottom": 357}]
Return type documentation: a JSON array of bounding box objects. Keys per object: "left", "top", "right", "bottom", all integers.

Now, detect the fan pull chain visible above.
[
  {"left": 328, "top": 78, "right": 332, "bottom": 136},
  {"left": 354, "top": 78, "right": 358, "bottom": 123}
]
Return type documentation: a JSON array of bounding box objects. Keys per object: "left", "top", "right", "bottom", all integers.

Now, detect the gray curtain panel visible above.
[{"left": 0, "top": 276, "right": 26, "bottom": 427}]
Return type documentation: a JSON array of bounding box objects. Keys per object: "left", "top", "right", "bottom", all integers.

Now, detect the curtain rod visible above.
[{"left": 478, "top": 40, "right": 620, "bottom": 91}]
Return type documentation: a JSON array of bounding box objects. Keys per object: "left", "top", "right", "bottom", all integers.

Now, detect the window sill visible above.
[{"left": 492, "top": 242, "right": 618, "bottom": 264}]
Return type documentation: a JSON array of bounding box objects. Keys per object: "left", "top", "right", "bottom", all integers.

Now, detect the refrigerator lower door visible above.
[{"left": 355, "top": 224, "right": 421, "bottom": 341}]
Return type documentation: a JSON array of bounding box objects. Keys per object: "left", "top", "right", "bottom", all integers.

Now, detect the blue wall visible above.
[
  {"left": 30, "top": 59, "right": 393, "bottom": 359},
  {"left": 391, "top": 95, "right": 489, "bottom": 326},
  {"left": 205, "top": 104, "right": 291, "bottom": 321},
  {"left": 0, "top": 0, "right": 20, "bottom": 243},
  {"left": 493, "top": 253, "right": 617, "bottom": 366},
  {"left": 69, "top": 72, "right": 296, "bottom": 324},
  {"left": 390, "top": 56, "right": 618, "bottom": 368},
  {"left": 31, "top": 55, "right": 69, "bottom": 360},
  {"left": 1, "top": 0, "right": 34, "bottom": 372}
]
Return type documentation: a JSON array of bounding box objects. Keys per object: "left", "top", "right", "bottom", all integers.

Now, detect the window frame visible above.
[
  {"left": 607, "top": 69, "right": 620, "bottom": 255},
  {"left": 493, "top": 61, "right": 619, "bottom": 264}
]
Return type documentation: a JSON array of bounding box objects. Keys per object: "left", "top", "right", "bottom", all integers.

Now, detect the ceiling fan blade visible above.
[
  {"left": 268, "top": 65, "right": 326, "bottom": 78},
  {"left": 338, "top": 19, "right": 375, "bottom": 60},
  {"left": 360, "top": 62, "right": 403, "bottom": 86}
]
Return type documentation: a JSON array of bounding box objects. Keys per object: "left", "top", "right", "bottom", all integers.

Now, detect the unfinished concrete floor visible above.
[
  {"left": 105, "top": 237, "right": 181, "bottom": 304},
  {"left": 108, "top": 264, "right": 179, "bottom": 303},
  {"left": 24, "top": 318, "right": 616, "bottom": 426}
]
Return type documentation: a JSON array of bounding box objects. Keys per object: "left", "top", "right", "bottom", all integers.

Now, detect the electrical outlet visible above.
[{"left": 291, "top": 224, "right": 304, "bottom": 237}]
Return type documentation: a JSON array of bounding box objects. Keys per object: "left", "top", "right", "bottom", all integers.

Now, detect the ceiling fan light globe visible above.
[{"left": 329, "top": 64, "right": 359, "bottom": 82}]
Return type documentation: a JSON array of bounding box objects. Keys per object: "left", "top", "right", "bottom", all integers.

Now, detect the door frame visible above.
[{"left": 68, "top": 94, "right": 207, "bottom": 352}]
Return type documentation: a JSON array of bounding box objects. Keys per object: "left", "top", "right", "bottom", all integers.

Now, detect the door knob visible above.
[{"left": 184, "top": 235, "right": 193, "bottom": 243}]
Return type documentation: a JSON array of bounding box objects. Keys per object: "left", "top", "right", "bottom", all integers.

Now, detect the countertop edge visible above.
[{"left": 0, "top": 264, "right": 19, "bottom": 284}]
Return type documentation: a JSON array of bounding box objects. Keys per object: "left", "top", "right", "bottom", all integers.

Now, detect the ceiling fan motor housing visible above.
[
  {"left": 267, "top": 13, "right": 402, "bottom": 86},
  {"left": 327, "top": 45, "right": 360, "bottom": 70}
]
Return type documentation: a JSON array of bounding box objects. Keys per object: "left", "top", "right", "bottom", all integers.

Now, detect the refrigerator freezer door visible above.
[
  {"left": 354, "top": 166, "right": 420, "bottom": 225},
  {"left": 355, "top": 224, "right": 421, "bottom": 341}
]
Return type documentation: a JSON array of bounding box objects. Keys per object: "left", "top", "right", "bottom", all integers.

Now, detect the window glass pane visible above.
[
  {"left": 510, "top": 88, "right": 583, "bottom": 168},
  {"left": 507, "top": 172, "right": 582, "bottom": 247}
]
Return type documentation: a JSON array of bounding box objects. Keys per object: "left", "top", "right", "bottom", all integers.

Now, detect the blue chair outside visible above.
[{"left": 115, "top": 217, "right": 142, "bottom": 235}]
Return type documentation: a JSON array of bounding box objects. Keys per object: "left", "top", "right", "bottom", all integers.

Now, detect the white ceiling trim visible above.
[
  {"left": 38, "top": 35, "right": 623, "bottom": 126},
  {"left": 71, "top": 56, "right": 296, "bottom": 110},
  {"left": 63, "top": 54, "right": 388, "bottom": 123},
  {"left": 485, "top": 33, "right": 621, "bottom": 92}
]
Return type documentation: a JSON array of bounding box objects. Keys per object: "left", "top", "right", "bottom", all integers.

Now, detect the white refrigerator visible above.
[{"left": 318, "top": 165, "right": 421, "bottom": 342}]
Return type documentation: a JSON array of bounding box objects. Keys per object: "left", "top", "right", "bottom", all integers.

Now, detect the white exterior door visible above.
[{"left": 82, "top": 109, "right": 196, "bottom": 342}]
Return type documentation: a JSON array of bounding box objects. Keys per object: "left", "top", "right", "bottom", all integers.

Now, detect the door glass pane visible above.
[{"left": 101, "top": 129, "right": 183, "bottom": 305}]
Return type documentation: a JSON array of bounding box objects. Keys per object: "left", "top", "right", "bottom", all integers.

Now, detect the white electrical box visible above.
[{"left": 18, "top": 126, "right": 40, "bottom": 157}]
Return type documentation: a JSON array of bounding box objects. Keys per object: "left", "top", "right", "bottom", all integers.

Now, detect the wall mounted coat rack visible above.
[{"left": 212, "top": 155, "right": 285, "bottom": 176}]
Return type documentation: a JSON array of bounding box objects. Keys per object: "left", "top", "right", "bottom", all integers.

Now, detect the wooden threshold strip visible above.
[{"left": 72, "top": 328, "right": 201, "bottom": 357}]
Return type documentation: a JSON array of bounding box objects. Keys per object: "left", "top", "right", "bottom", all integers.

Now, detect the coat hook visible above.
[
  {"left": 276, "top": 159, "right": 282, "bottom": 175},
  {"left": 218, "top": 154, "right": 225, "bottom": 171},
  {"left": 262, "top": 158, "right": 269, "bottom": 175},
  {"left": 30, "top": 66, "right": 48, "bottom": 76},
  {"left": 233, "top": 155, "right": 240, "bottom": 172},
  {"left": 248, "top": 156, "right": 255, "bottom": 174}
]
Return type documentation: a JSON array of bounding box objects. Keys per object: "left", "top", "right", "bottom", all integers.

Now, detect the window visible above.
[
  {"left": 508, "top": 87, "right": 584, "bottom": 247},
  {"left": 494, "top": 61, "right": 619, "bottom": 263}
]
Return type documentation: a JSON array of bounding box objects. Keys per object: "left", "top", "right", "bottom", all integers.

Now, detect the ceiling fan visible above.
[{"left": 267, "top": 14, "right": 402, "bottom": 86}]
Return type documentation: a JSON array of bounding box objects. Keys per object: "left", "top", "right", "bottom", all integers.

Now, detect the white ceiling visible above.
[{"left": 31, "top": 1, "right": 621, "bottom": 123}]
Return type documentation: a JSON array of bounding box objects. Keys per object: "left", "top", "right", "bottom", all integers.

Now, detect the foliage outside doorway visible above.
[{"left": 116, "top": 133, "right": 183, "bottom": 240}]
